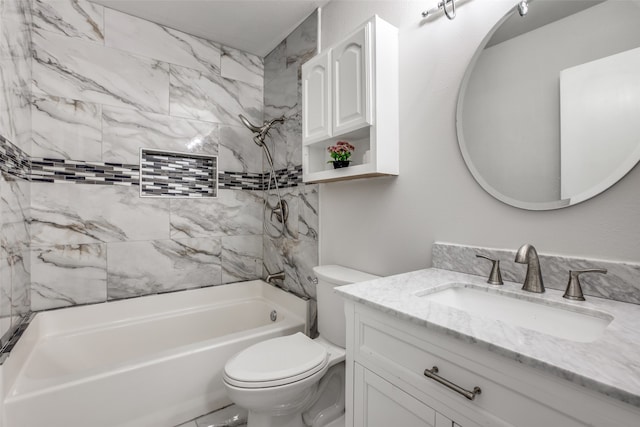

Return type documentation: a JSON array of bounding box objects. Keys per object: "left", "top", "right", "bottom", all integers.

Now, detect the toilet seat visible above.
[{"left": 224, "top": 333, "right": 329, "bottom": 389}]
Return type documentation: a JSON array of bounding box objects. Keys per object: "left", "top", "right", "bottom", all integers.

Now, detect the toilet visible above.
[{"left": 223, "top": 265, "right": 379, "bottom": 427}]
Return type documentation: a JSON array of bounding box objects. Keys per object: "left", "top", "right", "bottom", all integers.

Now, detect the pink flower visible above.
[{"left": 327, "top": 141, "right": 355, "bottom": 162}]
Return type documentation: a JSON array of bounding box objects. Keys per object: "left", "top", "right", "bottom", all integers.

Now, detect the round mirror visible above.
[{"left": 457, "top": 0, "right": 640, "bottom": 210}]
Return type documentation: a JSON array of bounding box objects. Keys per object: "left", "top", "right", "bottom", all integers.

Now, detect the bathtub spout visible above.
[{"left": 266, "top": 271, "right": 285, "bottom": 284}]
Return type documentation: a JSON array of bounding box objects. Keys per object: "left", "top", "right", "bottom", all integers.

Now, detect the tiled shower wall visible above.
[
  {"left": 0, "top": 0, "right": 32, "bottom": 337},
  {"left": 28, "top": 0, "right": 266, "bottom": 310},
  {"left": 0, "top": 0, "right": 321, "bottom": 321},
  {"left": 263, "top": 14, "right": 319, "bottom": 300}
]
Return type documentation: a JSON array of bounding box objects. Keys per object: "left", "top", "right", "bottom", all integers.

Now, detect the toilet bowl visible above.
[{"left": 223, "top": 265, "right": 379, "bottom": 427}]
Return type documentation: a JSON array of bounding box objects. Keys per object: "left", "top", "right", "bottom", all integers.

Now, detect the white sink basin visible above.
[{"left": 418, "top": 284, "right": 613, "bottom": 343}]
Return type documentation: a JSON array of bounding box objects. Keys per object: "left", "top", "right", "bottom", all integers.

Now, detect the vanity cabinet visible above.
[
  {"left": 354, "top": 364, "right": 458, "bottom": 427},
  {"left": 344, "top": 302, "right": 640, "bottom": 427},
  {"left": 301, "top": 15, "right": 398, "bottom": 183}
]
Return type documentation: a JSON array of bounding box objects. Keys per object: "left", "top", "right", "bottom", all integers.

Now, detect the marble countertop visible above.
[{"left": 336, "top": 268, "right": 640, "bottom": 407}]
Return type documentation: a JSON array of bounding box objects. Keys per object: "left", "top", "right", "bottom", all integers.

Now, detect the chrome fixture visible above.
[
  {"left": 422, "top": 0, "right": 457, "bottom": 20},
  {"left": 514, "top": 244, "right": 545, "bottom": 293},
  {"left": 518, "top": 0, "right": 529, "bottom": 17},
  {"left": 270, "top": 199, "right": 288, "bottom": 224},
  {"left": 476, "top": 254, "right": 503, "bottom": 285},
  {"left": 424, "top": 366, "right": 481, "bottom": 401},
  {"left": 266, "top": 271, "right": 285, "bottom": 284},
  {"left": 563, "top": 269, "right": 607, "bottom": 301},
  {"left": 238, "top": 114, "right": 288, "bottom": 237}
]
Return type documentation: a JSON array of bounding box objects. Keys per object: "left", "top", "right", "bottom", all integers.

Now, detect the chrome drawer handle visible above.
[{"left": 423, "top": 366, "right": 482, "bottom": 401}]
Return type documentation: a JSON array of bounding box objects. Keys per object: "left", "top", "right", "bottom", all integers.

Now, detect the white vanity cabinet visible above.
[
  {"left": 344, "top": 302, "right": 640, "bottom": 427},
  {"left": 301, "top": 15, "right": 398, "bottom": 183},
  {"left": 354, "top": 364, "right": 458, "bottom": 427}
]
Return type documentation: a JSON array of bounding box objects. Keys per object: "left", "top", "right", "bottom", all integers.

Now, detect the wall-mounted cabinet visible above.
[{"left": 302, "top": 15, "right": 398, "bottom": 183}]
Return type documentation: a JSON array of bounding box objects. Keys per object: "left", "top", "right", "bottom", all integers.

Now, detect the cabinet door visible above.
[
  {"left": 302, "top": 51, "right": 331, "bottom": 143},
  {"left": 354, "top": 364, "right": 440, "bottom": 427},
  {"left": 332, "top": 22, "right": 371, "bottom": 136}
]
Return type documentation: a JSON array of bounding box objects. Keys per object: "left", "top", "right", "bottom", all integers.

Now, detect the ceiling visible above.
[{"left": 91, "top": 0, "right": 328, "bottom": 57}]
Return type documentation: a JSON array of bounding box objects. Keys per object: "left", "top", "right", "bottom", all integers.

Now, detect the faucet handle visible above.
[
  {"left": 563, "top": 269, "right": 607, "bottom": 301},
  {"left": 476, "top": 254, "right": 503, "bottom": 285}
]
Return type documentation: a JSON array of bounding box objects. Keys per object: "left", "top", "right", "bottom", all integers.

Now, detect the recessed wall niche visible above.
[{"left": 139, "top": 149, "right": 218, "bottom": 198}]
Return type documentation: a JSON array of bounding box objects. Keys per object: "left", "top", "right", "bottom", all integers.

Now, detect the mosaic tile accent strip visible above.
[
  {"left": 0, "top": 135, "right": 30, "bottom": 180},
  {"left": 0, "top": 133, "right": 304, "bottom": 190},
  {"left": 218, "top": 171, "right": 264, "bottom": 190},
  {"left": 31, "top": 158, "right": 139, "bottom": 185},
  {"left": 269, "top": 164, "right": 304, "bottom": 189},
  {"left": 140, "top": 149, "right": 217, "bottom": 198}
]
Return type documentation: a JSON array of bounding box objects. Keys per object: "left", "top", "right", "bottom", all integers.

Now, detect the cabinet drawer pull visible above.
[{"left": 423, "top": 366, "right": 482, "bottom": 401}]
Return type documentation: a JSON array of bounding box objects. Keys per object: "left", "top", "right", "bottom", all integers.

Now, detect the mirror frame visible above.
[{"left": 456, "top": 0, "right": 640, "bottom": 210}]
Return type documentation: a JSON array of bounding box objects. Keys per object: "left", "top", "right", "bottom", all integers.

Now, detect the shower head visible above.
[
  {"left": 238, "top": 114, "right": 263, "bottom": 133},
  {"left": 238, "top": 114, "right": 286, "bottom": 147}
]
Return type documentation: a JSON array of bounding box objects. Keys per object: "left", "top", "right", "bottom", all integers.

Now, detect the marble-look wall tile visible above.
[
  {"left": 32, "top": 95, "right": 102, "bottom": 160},
  {"left": 107, "top": 238, "right": 222, "bottom": 299},
  {"left": 0, "top": 0, "right": 31, "bottom": 59},
  {"left": 1, "top": 173, "right": 30, "bottom": 257},
  {"left": 102, "top": 106, "right": 218, "bottom": 164},
  {"left": 284, "top": 12, "right": 318, "bottom": 67},
  {"left": 31, "top": 243, "right": 107, "bottom": 310},
  {"left": 432, "top": 242, "right": 640, "bottom": 305},
  {"left": 264, "top": 41, "right": 286, "bottom": 85},
  {"left": 31, "top": 183, "right": 170, "bottom": 246},
  {"left": 32, "top": 0, "right": 104, "bottom": 42},
  {"left": 32, "top": 30, "right": 170, "bottom": 114},
  {"left": 263, "top": 235, "right": 315, "bottom": 299},
  {"left": 11, "top": 249, "right": 30, "bottom": 315},
  {"left": 169, "top": 65, "right": 262, "bottom": 126},
  {"left": 220, "top": 45, "right": 263, "bottom": 87},
  {"left": 0, "top": 55, "right": 32, "bottom": 153},
  {"left": 222, "top": 235, "right": 263, "bottom": 284},
  {"left": 104, "top": 8, "right": 221, "bottom": 75},
  {"left": 218, "top": 125, "right": 263, "bottom": 173},
  {"left": 170, "top": 190, "right": 262, "bottom": 239},
  {"left": 262, "top": 10, "right": 318, "bottom": 302},
  {"left": 299, "top": 184, "right": 318, "bottom": 240},
  {"left": 0, "top": 257, "right": 11, "bottom": 319}
]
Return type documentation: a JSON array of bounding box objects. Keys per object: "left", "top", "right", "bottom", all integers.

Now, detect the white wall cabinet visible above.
[
  {"left": 345, "top": 302, "right": 640, "bottom": 427},
  {"left": 302, "top": 15, "right": 398, "bottom": 183},
  {"left": 302, "top": 51, "right": 331, "bottom": 143},
  {"left": 332, "top": 23, "right": 371, "bottom": 136}
]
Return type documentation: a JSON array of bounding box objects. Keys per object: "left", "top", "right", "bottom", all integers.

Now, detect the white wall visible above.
[{"left": 319, "top": 0, "right": 640, "bottom": 276}]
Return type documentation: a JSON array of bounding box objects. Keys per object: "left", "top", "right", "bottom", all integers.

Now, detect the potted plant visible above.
[{"left": 327, "top": 141, "right": 355, "bottom": 169}]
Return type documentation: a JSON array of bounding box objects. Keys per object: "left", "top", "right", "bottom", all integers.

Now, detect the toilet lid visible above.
[{"left": 224, "top": 333, "right": 328, "bottom": 388}]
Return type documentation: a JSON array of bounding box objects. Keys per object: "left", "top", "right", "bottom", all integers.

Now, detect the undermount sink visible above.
[{"left": 417, "top": 284, "right": 613, "bottom": 343}]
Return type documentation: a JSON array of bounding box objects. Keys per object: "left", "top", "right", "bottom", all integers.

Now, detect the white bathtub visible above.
[{"left": 0, "top": 280, "right": 309, "bottom": 427}]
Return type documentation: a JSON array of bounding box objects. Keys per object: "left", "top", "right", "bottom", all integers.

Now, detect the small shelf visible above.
[{"left": 301, "top": 15, "right": 398, "bottom": 184}]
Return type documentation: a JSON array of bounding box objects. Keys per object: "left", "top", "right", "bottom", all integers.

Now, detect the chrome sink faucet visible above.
[{"left": 514, "top": 244, "right": 545, "bottom": 293}]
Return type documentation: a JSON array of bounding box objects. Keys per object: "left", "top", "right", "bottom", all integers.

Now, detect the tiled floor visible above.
[{"left": 174, "top": 404, "right": 247, "bottom": 427}]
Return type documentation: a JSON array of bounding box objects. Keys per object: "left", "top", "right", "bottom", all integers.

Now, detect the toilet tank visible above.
[{"left": 313, "top": 265, "right": 380, "bottom": 348}]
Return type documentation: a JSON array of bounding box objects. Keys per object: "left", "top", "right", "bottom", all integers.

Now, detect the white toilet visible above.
[{"left": 223, "top": 265, "right": 379, "bottom": 427}]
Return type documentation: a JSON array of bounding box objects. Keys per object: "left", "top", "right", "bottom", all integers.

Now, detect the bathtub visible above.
[{"left": 0, "top": 280, "right": 309, "bottom": 427}]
